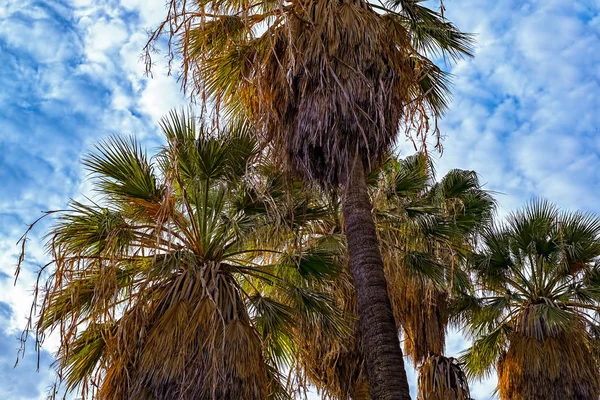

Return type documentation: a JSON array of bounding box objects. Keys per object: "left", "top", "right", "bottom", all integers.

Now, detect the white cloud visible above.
[
  {"left": 71, "top": 0, "right": 187, "bottom": 132},
  {"left": 83, "top": 17, "right": 129, "bottom": 64},
  {"left": 120, "top": 0, "right": 169, "bottom": 26},
  {"left": 428, "top": 0, "right": 600, "bottom": 216},
  {"left": 0, "top": 1, "right": 185, "bottom": 397},
  {"left": 138, "top": 72, "right": 188, "bottom": 124},
  {"left": 0, "top": 4, "right": 78, "bottom": 64}
]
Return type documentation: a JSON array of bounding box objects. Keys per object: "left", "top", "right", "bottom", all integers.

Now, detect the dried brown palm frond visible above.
[
  {"left": 256, "top": 0, "right": 411, "bottom": 186},
  {"left": 393, "top": 276, "right": 449, "bottom": 366},
  {"left": 296, "top": 268, "right": 364, "bottom": 400},
  {"left": 497, "top": 329, "right": 600, "bottom": 400},
  {"left": 91, "top": 270, "right": 269, "bottom": 400},
  {"left": 417, "top": 355, "right": 471, "bottom": 400},
  {"left": 147, "top": 0, "right": 472, "bottom": 186},
  {"left": 17, "top": 110, "right": 347, "bottom": 400}
]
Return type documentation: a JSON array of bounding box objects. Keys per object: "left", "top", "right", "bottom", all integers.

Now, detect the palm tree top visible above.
[
  {"left": 145, "top": 0, "right": 474, "bottom": 186},
  {"left": 472, "top": 199, "right": 600, "bottom": 306}
]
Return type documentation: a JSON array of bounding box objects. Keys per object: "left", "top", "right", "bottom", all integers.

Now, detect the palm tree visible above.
[
  {"left": 17, "top": 111, "right": 346, "bottom": 400},
  {"left": 147, "top": 2, "right": 473, "bottom": 397},
  {"left": 297, "top": 154, "right": 495, "bottom": 399},
  {"left": 417, "top": 355, "right": 470, "bottom": 400},
  {"left": 457, "top": 200, "right": 600, "bottom": 400},
  {"left": 376, "top": 156, "right": 495, "bottom": 366}
]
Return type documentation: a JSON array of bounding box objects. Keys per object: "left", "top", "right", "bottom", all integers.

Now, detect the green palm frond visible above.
[
  {"left": 402, "top": 251, "right": 446, "bottom": 287},
  {"left": 276, "top": 246, "right": 342, "bottom": 282},
  {"left": 83, "top": 135, "right": 161, "bottom": 201},
  {"left": 50, "top": 201, "right": 134, "bottom": 256},
  {"left": 413, "top": 60, "right": 453, "bottom": 116},
  {"left": 385, "top": 0, "right": 475, "bottom": 59},
  {"left": 460, "top": 324, "right": 509, "bottom": 380},
  {"left": 388, "top": 152, "right": 432, "bottom": 197},
  {"left": 59, "top": 322, "right": 114, "bottom": 391}
]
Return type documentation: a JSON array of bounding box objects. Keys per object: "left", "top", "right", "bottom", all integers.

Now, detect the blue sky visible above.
[{"left": 0, "top": 0, "right": 599, "bottom": 398}]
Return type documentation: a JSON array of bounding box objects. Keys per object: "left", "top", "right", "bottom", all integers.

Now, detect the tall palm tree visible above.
[
  {"left": 147, "top": 2, "right": 473, "bottom": 397},
  {"left": 297, "top": 154, "right": 495, "bottom": 399},
  {"left": 457, "top": 200, "right": 600, "bottom": 400},
  {"left": 17, "top": 111, "right": 346, "bottom": 400}
]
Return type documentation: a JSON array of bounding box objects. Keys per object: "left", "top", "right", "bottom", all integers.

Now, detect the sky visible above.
[{"left": 0, "top": 0, "right": 599, "bottom": 398}]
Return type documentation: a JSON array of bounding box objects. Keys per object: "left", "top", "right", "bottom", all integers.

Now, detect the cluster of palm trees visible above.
[{"left": 17, "top": 1, "right": 600, "bottom": 399}]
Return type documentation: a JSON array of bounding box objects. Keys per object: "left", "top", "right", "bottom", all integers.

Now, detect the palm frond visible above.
[
  {"left": 82, "top": 136, "right": 161, "bottom": 201},
  {"left": 418, "top": 355, "right": 471, "bottom": 400}
]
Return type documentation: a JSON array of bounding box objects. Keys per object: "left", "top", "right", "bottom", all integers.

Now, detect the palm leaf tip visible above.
[
  {"left": 82, "top": 135, "right": 161, "bottom": 201},
  {"left": 418, "top": 355, "right": 471, "bottom": 400}
]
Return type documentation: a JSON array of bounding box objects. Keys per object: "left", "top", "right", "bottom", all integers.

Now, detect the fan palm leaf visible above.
[{"left": 417, "top": 355, "right": 471, "bottom": 400}]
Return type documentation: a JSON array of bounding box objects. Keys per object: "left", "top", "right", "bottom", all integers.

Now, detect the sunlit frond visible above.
[{"left": 83, "top": 135, "right": 161, "bottom": 201}]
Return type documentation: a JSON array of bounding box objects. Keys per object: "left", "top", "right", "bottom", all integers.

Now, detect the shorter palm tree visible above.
[
  {"left": 457, "top": 200, "right": 600, "bottom": 400},
  {"left": 417, "top": 355, "right": 470, "bottom": 400},
  {"left": 17, "top": 111, "right": 346, "bottom": 400},
  {"left": 374, "top": 156, "right": 495, "bottom": 367}
]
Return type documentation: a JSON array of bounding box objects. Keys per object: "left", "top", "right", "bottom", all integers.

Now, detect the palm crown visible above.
[
  {"left": 20, "top": 111, "right": 346, "bottom": 400},
  {"left": 148, "top": 0, "right": 473, "bottom": 185},
  {"left": 458, "top": 200, "right": 600, "bottom": 399}
]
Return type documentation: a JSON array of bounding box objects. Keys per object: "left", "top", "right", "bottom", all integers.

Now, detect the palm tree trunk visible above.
[{"left": 342, "top": 157, "right": 411, "bottom": 400}]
